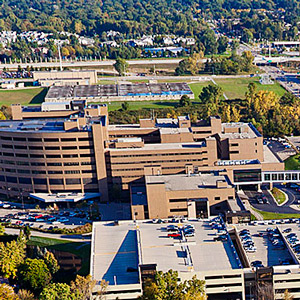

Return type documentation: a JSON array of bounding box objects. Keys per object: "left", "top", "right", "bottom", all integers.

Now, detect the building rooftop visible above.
[
  {"left": 145, "top": 173, "right": 232, "bottom": 191},
  {"left": 108, "top": 141, "right": 206, "bottom": 152},
  {"left": 220, "top": 122, "right": 260, "bottom": 139},
  {"left": 263, "top": 145, "right": 282, "bottom": 163},
  {"left": 159, "top": 127, "right": 191, "bottom": 135},
  {"left": 91, "top": 219, "right": 242, "bottom": 284}
]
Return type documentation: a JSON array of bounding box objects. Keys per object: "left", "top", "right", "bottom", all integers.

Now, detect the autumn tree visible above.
[
  {"left": 241, "top": 51, "right": 254, "bottom": 72},
  {"left": 140, "top": 270, "right": 206, "bottom": 300},
  {"left": 43, "top": 251, "right": 60, "bottom": 275},
  {"left": 113, "top": 57, "right": 128, "bottom": 76},
  {"left": 17, "top": 289, "right": 35, "bottom": 300},
  {"left": 282, "top": 289, "right": 294, "bottom": 300},
  {"left": 0, "top": 283, "right": 18, "bottom": 300},
  {"left": 40, "top": 283, "right": 75, "bottom": 300},
  {"left": 0, "top": 235, "right": 26, "bottom": 279},
  {"left": 70, "top": 275, "right": 98, "bottom": 300}
]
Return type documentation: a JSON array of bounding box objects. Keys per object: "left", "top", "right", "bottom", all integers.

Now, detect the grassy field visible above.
[
  {"left": 189, "top": 77, "right": 286, "bottom": 100},
  {"left": 28, "top": 236, "right": 91, "bottom": 276},
  {"left": 285, "top": 154, "right": 300, "bottom": 170},
  {"left": 271, "top": 187, "right": 286, "bottom": 205},
  {"left": 252, "top": 208, "right": 300, "bottom": 220},
  {"left": 0, "top": 88, "right": 46, "bottom": 106}
]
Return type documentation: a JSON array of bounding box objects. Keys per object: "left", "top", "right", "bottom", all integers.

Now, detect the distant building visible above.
[{"left": 33, "top": 70, "right": 98, "bottom": 87}]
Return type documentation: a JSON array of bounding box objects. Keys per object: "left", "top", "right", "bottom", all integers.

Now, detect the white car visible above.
[{"left": 3, "top": 203, "right": 10, "bottom": 209}]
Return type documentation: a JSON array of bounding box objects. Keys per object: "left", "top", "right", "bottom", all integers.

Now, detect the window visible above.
[
  {"left": 28, "top": 138, "right": 42, "bottom": 142},
  {"left": 6, "top": 176, "right": 17, "bottom": 183},
  {"left": 81, "top": 161, "right": 94, "bottom": 166},
  {"left": 48, "top": 171, "right": 63, "bottom": 174},
  {"left": 32, "top": 170, "right": 46, "bottom": 174},
  {"left": 65, "top": 170, "right": 80, "bottom": 174},
  {"left": 44, "top": 138, "right": 59, "bottom": 142},
  {"left": 16, "top": 153, "right": 28, "bottom": 158},
  {"left": 5, "top": 168, "right": 16, "bottom": 173},
  {"left": 62, "top": 146, "right": 77, "bottom": 150},
  {"left": 16, "top": 161, "right": 29, "bottom": 166},
  {"left": 64, "top": 162, "right": 79, "bottom": 166},
  {"left": 15, "top": 145, "right": 27, "bottom": 150},
  {"left": 46, "top": 154, "right": 61, "bottom": 159},
  {"left": 19, "top": 178, "right": 31, "bottom": 184},
  {"left": 30, "top": 154, "right": 44, "bottom": 158},
  {"left": 17, "top": 169, "right": 30, "bottom": 174},
  {"left": 66, "top": 178, "right": 81, "bottom": 185},
  {"left": 80, "top": 153, "right": 93, "bottom": 158},
  {"left": 29, "top": 146, "right": 43, "bottom": 150},
  {"left": 229, "top": 151, "right": 239, "bottom": 154},
  {"left": 78, "top": 137, "right": 92, "bottom": 141},
  {"left": 82, "top": 170, "right": 95, "bottom": 174},
  {"left": 2, "top": 145, "right": 13, "bottom": 148},
  {"left": 1, "top": 136, "right": 12, "bottom": 140},
  {"left": 214, "top": 197, "right": 221, "bottom": 200},
  {"left": 49, "top": 179, "right": 64, "bottom": 185},
  {"left": 79, "top": 145, "right": 93, "bottom": 149},
  {"left": 233, "top": 169, "right": 262, "bottom": 183},
  {"left": 3, "top": 152, "right": 14, "bottom": 157},
  {"left": 169, "top": 199, "right": 186, "bottom": 203},
  {"left": 170, "top": 208, "right": 187, "bottom": 212},
  {"left": 47, "top": 162, "right": 62, "bottom": 167},
  {"left": 31, "top": 162, "right": 45, "bottom": 166},
  {"left": 230, "top": 143, "right": 239, "bottom": 147},
  {"left": 33, "top": 178, "right": 47, "bottom": 185},
  {"left": 63, "top": 154, "right": 78, "bottom": 158},
  {"left": 13, "top": 137, "right": 26, "bottom": 141}
]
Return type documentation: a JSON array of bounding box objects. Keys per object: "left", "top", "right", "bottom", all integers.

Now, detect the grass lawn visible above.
[
  {"left": 252, "top": 207, "right": 300, "bottom": 220},
  {"left": 215, "top": 77, "right": 286, "bottom": 99},
  {"left": 28, "top": 236, "right": 91, "bottom": 276},
  {"left": 189, "top": 82, "right": 210, "bottom": 99},
  {"left": 271, "top": 187, "right": 286, "bottom": 205},
  {"left": 285, "top": 154, "right": 300, "bottom": 170},
  {"left": 0, "top": 88, "right": 46, "bottom": 106}
]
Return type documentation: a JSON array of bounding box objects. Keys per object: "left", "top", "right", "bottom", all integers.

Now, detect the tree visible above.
[
  {"left": 0, "top": 224, "right": 5, "bottom": 235},
  {"left": 218, "top": 36, "right": 229, "bottom": 54},
  {"left": 18, "top": 259, "right": 52, "bottom": 293},
  {"left": 175, "top": 52, "right": 203, "bottom": 75},
  {"left": 70, "top": 275, "right": 98, "bottom": 300},
  {"left": 282, "top": 289, "right": 294, "bottom": 300},
  {"left": 280, "top": 92, "right": 298, "bottom": 105},
  {"left": 199, "top": 83, "right": 223, "bottom": 105},
  {"left": 0, "top": 283, "right": 18, "bottom": 300},
  {"left": 113, "top": 58, "right": 128, "bottom": 76},
  {"left": 40, "top": 283, "right": 75, "bottom": 300},
  {"left": 140, "top": 270, "right": 206, "bottom": 300},
  {"left": 121, "top": 101, "right": 129, "bottom": 111},
  {"left": 179, "top": 95, "right": 191, "bottom": 107},
  {"left": 44, "top": 251, "right": 60, "bottom": 275},
  {"left": 23, "top": 225, "right": 31, "bottom": 240},
  {"left": 0, "top": 238, "right": 26, "bottom": 278},
  {"left": 241, "top": 51, "right": 254, "bottom": 72},
  {"left": 17, "top": 289, "right": 35, "bottom": 300}
]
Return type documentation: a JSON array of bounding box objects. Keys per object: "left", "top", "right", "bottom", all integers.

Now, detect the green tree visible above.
[
  {"left": 121, "top": 101, "right": 129, "bottom": 111},
  {"left": 141, "top": 270, "right": 206, "bottom": 300},
  {"left": 199, "top": 83, "right": 223, "bottom": 105},
  {"left": 44, "top": 251, "right": 60, "bottom": 275},
  {"left": 179, "top": 95, "right": 191, "bottom": 107},
  {"left": 113, "top": 58, "right": 128, "bottom": 76},
  {"left": 40, "top": 283, "right": 75, "bottom": 300},
  {"left": 241, "top": 51, "right": 254, "bottom": 72},
  {"left": 23, "top": 225, "right": 31, "bottom": 240},
  {"left": 217, "top": 36, "right": 229, "bottom": 54},
  {"left": 0, "top": 238, "right": 26, "bottom": 279},
  {"left": 18, "top": 258, "right": 51, "bottom": 293},
  {"left": 0, "top": 224, "right": 5, "bottom": 235}
]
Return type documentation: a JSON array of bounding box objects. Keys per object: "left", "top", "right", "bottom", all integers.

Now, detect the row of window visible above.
[
  {"left": 0, "top": 136, "right": 92, "bottom": 142},
  {"left": 110, "top": 158, "right": 208, "bottom": 166},
  {"left": 0, "top": 176, "right": 98, "bottom": 185},
  {"left": 1, "top": 169, "right": 95, "bottom": 175},
  {"left": 0, "top": 160, "right": 94, "bottom": 167},
  {"left": 0, "top": 152, "right": 94, "bottom": 159},
  {"left": 110, "top": 151, "right": 208, "bottom": 158},
  {"left": 1, "top": 145, "right": 93, "bottom": 150}
]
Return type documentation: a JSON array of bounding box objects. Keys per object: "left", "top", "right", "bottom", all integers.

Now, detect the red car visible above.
[{"left": 168, "top": 233, "right": 181, "bottom": 238}]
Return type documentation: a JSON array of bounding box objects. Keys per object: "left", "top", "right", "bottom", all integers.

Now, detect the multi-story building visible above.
[{"left": 6, "top": 103, "right": 283, "bottom": 213}]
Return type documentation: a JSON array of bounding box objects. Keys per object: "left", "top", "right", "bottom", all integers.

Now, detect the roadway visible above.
[
  {"left": 243, "top": 187, "right": 300, "bottom": 214},
  {"left": 4, "top": 227, "right": 91, "bottom": 242}
]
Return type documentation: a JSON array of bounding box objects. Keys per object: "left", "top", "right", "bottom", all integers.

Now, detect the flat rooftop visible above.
[
  {"left": 145, "top": 173, "right": 232, "bottom": 191},
  {"left": 46, "top": 83, "right": 193, "bottom": 99},
  {"left": 263, "top": 145, "right": 282, "bottom": 164},
  {"left": 234, "top": 223, "right": 295, "bottom": 267},
  {"left": 220, "top": 122, "right": 260, "bottom": 139},
  {"left": 91, "top": 219, "right": 242, "bottom": 284},
  {"left": 108, "top": 141, "right": 206, "bottom": 152}
]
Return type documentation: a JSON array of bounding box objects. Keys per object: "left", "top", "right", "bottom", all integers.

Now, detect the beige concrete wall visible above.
[{"left": 146, "top": 183, "right": 169, "bottom": 219}]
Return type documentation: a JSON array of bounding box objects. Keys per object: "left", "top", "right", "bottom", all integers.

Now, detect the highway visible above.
[{"left": 0, "top": 58, "right": 183, "bottom": 70}]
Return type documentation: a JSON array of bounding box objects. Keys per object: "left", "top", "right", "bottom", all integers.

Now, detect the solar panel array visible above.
[{"left": 46, "top": 83, "right": 193, "bottom": 100}]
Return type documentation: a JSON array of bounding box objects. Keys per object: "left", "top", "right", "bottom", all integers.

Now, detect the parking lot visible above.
[
  {"left": 266, "top": 139, "right": 296, "bottom": 161},
  {"left": 0, "top": 208, "right": 90, "bottom": 230}
]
